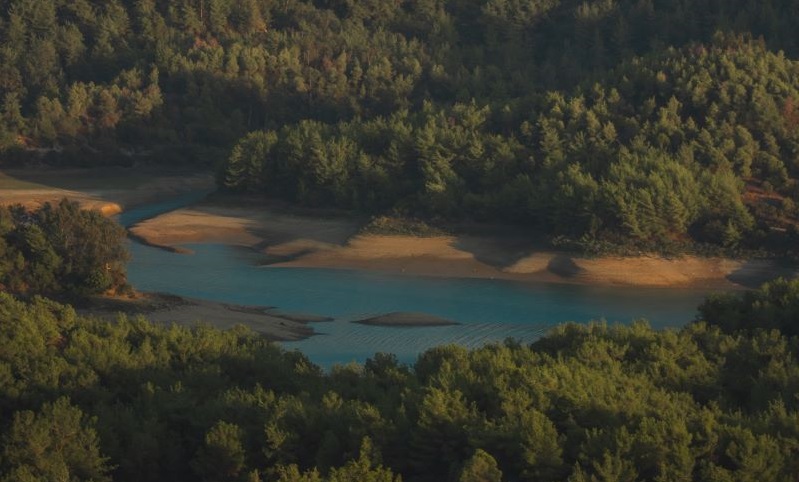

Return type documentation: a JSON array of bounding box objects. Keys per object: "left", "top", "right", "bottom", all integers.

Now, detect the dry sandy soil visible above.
[
  {"left": 80, "top": 292, "right": 327, "bottom": 341},
  {"left": 129, "top": 202, "right": 359, "bottom": 252},
  {"left": 129, "top": 201, "right": 795, "bottom": 289},
  {"left": 353, "top": 312, "right": 459, "bottom": 327},
  {"left": 0, "top": 167, "right": 215, "bottom": 214}
]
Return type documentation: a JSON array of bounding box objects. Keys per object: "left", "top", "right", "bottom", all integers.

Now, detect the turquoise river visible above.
[{"left": 119, "top": 197, "right": 715, "bottom": 368}]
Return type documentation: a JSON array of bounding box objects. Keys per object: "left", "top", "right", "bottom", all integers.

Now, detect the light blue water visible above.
[{"left": 120, "top": 198, "right": 713, "bottom": 367}]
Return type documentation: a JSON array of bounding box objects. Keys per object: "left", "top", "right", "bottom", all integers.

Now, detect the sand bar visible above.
[
  {"left": 129, "top": 199, "right": 795, "bottom": 288},
  {"left": 353, "top": 312, "right": 459, "bottom": 327},
  {"left": 80, "top": 292, "right": 320, "bottom": 341}
]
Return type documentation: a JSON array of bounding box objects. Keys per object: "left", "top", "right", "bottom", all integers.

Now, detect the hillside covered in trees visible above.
[
  {"left": 1, "top": 279, "right": 799, "bottom": 481},
  {"left": 3, "top": 0, "right": 799, "bottom": 251},
  {"left": 221, "top": 40, "right": 799, "bottom": 253}
]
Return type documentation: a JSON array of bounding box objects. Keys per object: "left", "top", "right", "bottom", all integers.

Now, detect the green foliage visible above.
[
  {"left": 326, "top": 437, "right": 400, "bottom": 482},
  {"left": 0, "top": 199, "right": 128, "bottom": 297},
  {"left": 4, "top": 0, "right": 799, "bottom": 252},
  {"left": 699, "top": 277, "right": 799, "bottom": 336},
  {"left": 218, "top": 36, "right": 799, "bottom": 253},
  {"left": 1, "top": 282, "right": 799, "bottom": 481},
  {"left": 191, "top": 421, "right": 247, "bottom": 482},
  {"left": 222, "top": 131, "right": 278, "bottom": 192},
  {"left": 458, "top": 449, "right": 502, "bottom": 482},
  {"left": 1, "top": 397, "right": 111, "bottom": 482},
  {"left": 360, "top": 216, "right": 447, "bottom": 237}
]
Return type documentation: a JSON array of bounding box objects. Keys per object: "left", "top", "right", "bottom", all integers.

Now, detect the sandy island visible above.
[
  {"left": 128, "top": 199, "right": 794, "bottom": 289},
  {"left": 80, "top": 292, "right": 328, "bottom": 341},
  {"left": 353, "top": 312, "right": 459, "bottom": 327}
]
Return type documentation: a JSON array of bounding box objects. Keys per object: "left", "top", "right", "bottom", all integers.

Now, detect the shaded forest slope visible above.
[{"left": 1, "top": 280, "right": 799, "bottom": 481}]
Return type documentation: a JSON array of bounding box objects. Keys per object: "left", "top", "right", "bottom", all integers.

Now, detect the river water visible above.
[{"left": 119, "top": 198, "right": 714, "bottom": 367}]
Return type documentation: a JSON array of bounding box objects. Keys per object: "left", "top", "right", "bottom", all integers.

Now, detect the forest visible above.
[
  {"left": 0, "top": 279, "right": 797, "bottom": 481},
  {"left": 0, "top": 200, "right": 128, "bottom": 298},
  {"left": 4, "top": 3, "right": 799, "bottom": 481},
  {"left": 2, "top": 0, "right": 799, "bottom": 251},
  {"left": 2, "top": 202, "right": 796, "bottom": 481}
]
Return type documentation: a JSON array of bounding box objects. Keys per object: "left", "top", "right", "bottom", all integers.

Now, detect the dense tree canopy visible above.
[
  {"left": 4, "top": 3, "right": 799, "bottom": 478},
  {"left": 221, "top": 36, "right": 799, "bottom": 251},
  {"left": 1, "top": 282, "right": 798, "bottom": 481},
  {"left": 0, "top": 200, "right": 128, "bottom": 297},
  {"left": 699, "top": 278, "right": 799, "bottom": 337},
  {"left": 3, "top": 0, "right": 799, "bottom": 251}
]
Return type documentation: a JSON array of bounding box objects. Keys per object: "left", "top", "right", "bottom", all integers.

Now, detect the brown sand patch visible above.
[
  {"left": 506, "top": 253, "right": 783, "bottom": 288},
  {"left": 129, "top": 204, "right": 360, "bottom": 251},
  {"left": 80, "top": 292, "right": 319, "bottom": 341},
  {"left": 353, "top": 312, "right": 459, "bottom": 327},
  {"left": 126, "top": 200, "right": 794, "bottom": 289},
  {"left": 100, "top": 203, "right": 123, "bottom": 216},
  {"left": 570, "top": 256, "right": 743, "bottom": 287},
  {"left": 130, "top": 208, "right": 264, "bottom": 247},
  {"left": 0, "top": 167, "right": 214, "bottom": 215},
  {"left": 273, "top": 236, "right": 794, "bottom": 288},
  {"left": 264, "top": 310, "right": 333, "bottom": 323},
  {"left": 275, "top": 234, "right": 504, "bottom": 279}
]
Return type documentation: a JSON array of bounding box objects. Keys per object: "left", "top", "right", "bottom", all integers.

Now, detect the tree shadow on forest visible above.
[{"left": 726, "top": 259, "right": 796, "bottom": 288}]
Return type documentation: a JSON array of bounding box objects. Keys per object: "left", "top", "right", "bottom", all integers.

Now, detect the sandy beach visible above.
[{"left": 128, "top": 199, "right": 794, "bottom": 289}]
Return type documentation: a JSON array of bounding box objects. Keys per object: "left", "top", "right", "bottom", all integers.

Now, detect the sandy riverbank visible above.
[
  {"left": 80, "top": 292, "right": 327, "bottom": 341},
  {"left": 128, "top": 200, "right": 795, "bottom": 289},
  {"left": 129, "top": 202, "right": 360, "bottom": 249},
  {"left": 0, "top": 167, "right": 215, "bottom": 214}
]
